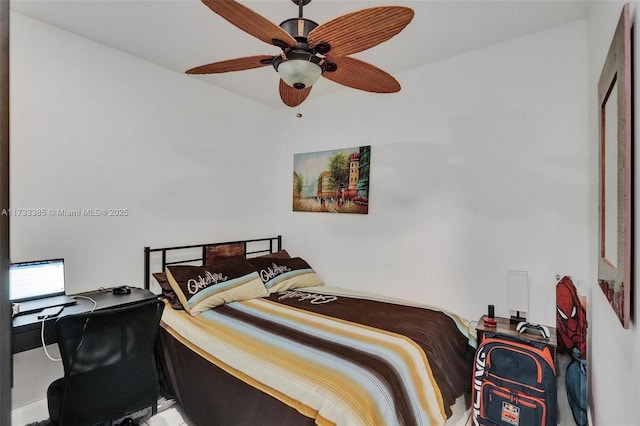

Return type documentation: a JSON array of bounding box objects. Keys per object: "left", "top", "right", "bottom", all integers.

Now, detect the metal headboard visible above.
[{"left": 143, "top": 235, "right": 282, "bottom": 290}]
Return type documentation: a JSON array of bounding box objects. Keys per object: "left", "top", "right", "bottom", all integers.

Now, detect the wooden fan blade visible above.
[
  {"left": 186, "top": 55, "right": 273, "bottom": 74},
  {"left": 323, "top": 56, "right": 400, "bottom": 93},
  {"left": 201, "top": 0, "right": 296, "bottom": 48},
  {"left": 279, "top": 79, "right": 312, "bottom": 107},
  {"left": 308, "top": 6, "right": 414, "bottom": 57}
]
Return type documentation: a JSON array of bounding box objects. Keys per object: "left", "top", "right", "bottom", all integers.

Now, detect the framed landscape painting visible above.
[{"left": 293, "top": 146, "right": 370, "bottom": 214}]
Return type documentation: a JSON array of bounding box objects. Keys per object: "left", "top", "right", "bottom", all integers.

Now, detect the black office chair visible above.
[{"left": 47, "top": 298, "right": 164, "bottom": 426}]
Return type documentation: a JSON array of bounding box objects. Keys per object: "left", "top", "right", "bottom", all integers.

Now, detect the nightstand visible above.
[{"left": 476, "top": 315, "right": 558, "bottom": 361}]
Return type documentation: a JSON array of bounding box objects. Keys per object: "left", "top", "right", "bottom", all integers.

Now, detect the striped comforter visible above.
[{"left": 160, "top": 287, "right": 474, "bottom": 426}]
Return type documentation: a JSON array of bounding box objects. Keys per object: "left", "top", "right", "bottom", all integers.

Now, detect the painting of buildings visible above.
[{"left": 293, "top": 146, "right": 370, "bottom": 214}]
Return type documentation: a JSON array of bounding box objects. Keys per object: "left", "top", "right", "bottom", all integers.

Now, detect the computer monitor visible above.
[{"left": 9, "top": 258, "right": 66, "bottom": 302}]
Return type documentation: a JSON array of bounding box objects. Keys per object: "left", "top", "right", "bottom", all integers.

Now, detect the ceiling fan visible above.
[{"left": 186, "top": 0, "right": 414, "bottom": 107}]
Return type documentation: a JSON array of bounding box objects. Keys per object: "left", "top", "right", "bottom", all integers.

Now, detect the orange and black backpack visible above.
[{"left": 471, "top": 333, "right": 557, "bottom": 426}]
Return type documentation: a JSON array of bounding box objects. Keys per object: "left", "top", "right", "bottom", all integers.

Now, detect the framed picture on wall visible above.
[
  {"left": 597, "top": 3, "right": 631, "bottom": 328},
  {"left": 293, "top": 146, "right": 370, "bottom": 214}
]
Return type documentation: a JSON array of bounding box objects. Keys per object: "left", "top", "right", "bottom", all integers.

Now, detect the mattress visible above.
[{"left": 158, "top": 286, "right": 474, "bottom": 426}]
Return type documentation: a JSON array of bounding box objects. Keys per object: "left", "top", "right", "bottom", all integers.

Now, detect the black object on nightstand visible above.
[{"left": 483, "top": 304, "right": 497, "bottom": 327}]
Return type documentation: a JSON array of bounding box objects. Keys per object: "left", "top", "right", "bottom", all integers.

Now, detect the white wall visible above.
[
  {"left": 10, "top": 13, "right": 278, "bottom": 293},
  {"left": 586, "top": 2, "right": 640, "bottom": 425},
  {"left": 275, "top": 20, "right": 590, "bottom": 328},
  {"left": 10, "top": 13, "right": 278, "bottom": 408}
]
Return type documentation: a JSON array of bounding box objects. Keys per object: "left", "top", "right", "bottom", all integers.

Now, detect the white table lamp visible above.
[{"left": 508, "top": 270, "right": 529, "bottom": 324}]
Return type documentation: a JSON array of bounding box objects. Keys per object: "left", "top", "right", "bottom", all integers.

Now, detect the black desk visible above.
[{"left": 12, "top": 287, "right": 159, "bottom": 354}]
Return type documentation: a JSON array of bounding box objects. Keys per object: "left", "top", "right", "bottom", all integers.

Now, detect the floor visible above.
[
  {"left": 13, "top": 391, "right": 578, "bottom": 426},
  {"left": 13, "top": 396, "right": 471, "bottom": 426},
  {"left": 11, "top": 398, "right": 195, "bottom": 426}
]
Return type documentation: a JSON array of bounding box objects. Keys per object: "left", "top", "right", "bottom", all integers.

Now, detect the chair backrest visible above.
[{"left": 55, "top": 298, "right": 164, "bottom": 425}]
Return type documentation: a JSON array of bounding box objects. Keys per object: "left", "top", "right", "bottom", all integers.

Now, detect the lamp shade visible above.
[
  {"left": 273, "top": 51, "right": 326, "bottom": 90},
  {"left": 508, "top": 270, "right": 529, "bottom": 314},
  {"left": 278, "top": 60, "right": 322, "bottom": 89}
]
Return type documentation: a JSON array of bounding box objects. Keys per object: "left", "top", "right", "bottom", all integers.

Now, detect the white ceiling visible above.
[{"left": 10, "top": 0, "right": 591, "bottom": 108}]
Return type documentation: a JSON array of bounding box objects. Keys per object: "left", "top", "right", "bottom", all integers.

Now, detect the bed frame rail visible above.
[{"left": 143, "top": 235, "right": 282, "bottom": 290}]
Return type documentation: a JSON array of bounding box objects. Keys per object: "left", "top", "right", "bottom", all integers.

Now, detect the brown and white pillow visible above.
[
  {"left": 166, "top": 256, "right": 267, "bottom": 315},
  {"left": 248, "top": 257, "right": 324, "bottom": 294},
  {"left": 152, "top": 272, "right": 184, "bottom": 310}
]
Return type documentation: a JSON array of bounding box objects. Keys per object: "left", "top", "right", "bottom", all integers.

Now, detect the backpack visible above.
[{"left": 472, "top": 332, "right": 557, "bottom": 426}]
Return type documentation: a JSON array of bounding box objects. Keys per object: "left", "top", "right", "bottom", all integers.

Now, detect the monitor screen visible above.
[{"left": 9, "top": 258, "right": 65, "bottom": 302}]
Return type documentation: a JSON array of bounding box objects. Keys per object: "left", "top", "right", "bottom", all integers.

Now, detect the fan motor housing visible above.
[{"left": 279, "top": 18, "right": 318, "bottom": 43}]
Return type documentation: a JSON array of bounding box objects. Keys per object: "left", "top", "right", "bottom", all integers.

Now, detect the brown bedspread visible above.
[
  {"left": 266, "top": 290, "right": 474, "bottom": 416},
  {"left": 158, "top": 288, "right": 474, "bottom": 425}
]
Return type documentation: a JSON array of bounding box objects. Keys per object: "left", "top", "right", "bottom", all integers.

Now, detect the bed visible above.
[{"left": 144, "top": 236, "right": 475, "bottom": 426}]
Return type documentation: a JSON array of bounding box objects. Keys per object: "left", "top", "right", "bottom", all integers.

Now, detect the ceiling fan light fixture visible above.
[
  {"left": 188, "top": 0, "right": 414, "bottom": 106},
  {"left": 273, "top": 51, "right": 325, "bottom": 89}
]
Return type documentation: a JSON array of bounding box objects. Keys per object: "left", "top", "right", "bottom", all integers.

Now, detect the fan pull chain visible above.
[{"left": 296, "top": 89, "right": 303, "bottom": 118}]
